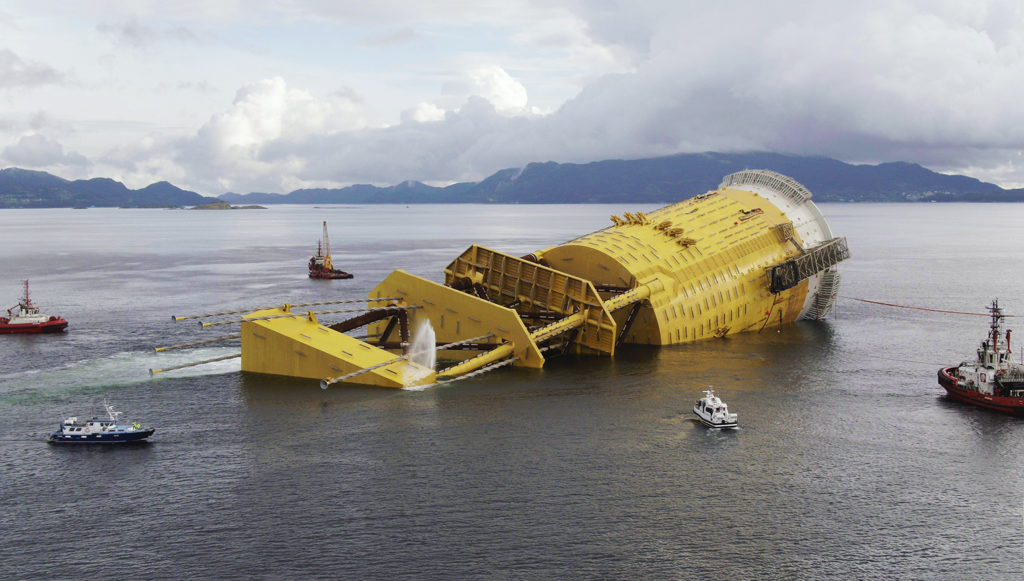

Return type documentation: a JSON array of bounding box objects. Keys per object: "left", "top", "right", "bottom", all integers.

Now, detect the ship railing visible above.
[
  {"left": 768, "top": 237, "right": 850, "bottom": 294},
  {"left": 720, "top": 170, "right": 813, "bottom": 205},
  {"left": 804, "top": 270, "right": 841, "bottom": 320}
]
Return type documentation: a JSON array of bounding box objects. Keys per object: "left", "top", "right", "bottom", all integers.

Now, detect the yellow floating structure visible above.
[{"left": 159, "top": 170, "right": 849, "bottom": 388}]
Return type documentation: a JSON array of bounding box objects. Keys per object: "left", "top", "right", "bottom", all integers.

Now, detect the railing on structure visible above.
[
  {"left": 720, "top": 169, "right": 813, "bottom": 205},
  {"left": 768, "top": 237, "right": 851, "bottom": 294},
  {"left": 804, "top": 270, "right": 842, "bottom": 320},
  {"left": 444, "top": 245, "right": 617, "bottom": 355}
]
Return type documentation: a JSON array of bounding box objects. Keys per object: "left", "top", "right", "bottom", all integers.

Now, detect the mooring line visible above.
[
  {"left": 841, "top": 296, "right": 1013, "bottom": 317},
  {"left": 436, "top": 356, "right": 519, "bottom": 384}
]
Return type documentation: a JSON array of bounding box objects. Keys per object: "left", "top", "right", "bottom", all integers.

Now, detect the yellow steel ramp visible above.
[{"left": 240, "top": 306, "right": 435, "bottom": 388}]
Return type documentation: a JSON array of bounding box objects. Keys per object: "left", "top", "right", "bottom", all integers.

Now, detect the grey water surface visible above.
[{"left": 1, "top": 203, "right": 1022, "bottom": 579}]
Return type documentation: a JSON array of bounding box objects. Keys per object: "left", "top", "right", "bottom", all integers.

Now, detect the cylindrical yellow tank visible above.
[{"left": 535, "top": 170, "right": 844, "bottom": 345}]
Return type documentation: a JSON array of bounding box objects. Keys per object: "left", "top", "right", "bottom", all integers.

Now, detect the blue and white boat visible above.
[{"left": 47, "top": 401, "right": 154, "bottom": 444}]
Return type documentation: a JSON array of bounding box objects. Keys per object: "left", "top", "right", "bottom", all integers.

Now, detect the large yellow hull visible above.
[
  {"left": 181, "top": 170, "right": 848, "bottom": 388},
  {"left": 538, "top": 186, "right": 811, "bottom": 346}
]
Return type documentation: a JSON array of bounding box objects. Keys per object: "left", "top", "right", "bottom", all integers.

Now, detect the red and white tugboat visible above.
[
  {"left": 308, "top": 220, "right": 353, "bottom": 279},
  {"left": 938, "top": 299, "right": 1024, "bottom": 416},
  {"left": 0, "top": 280, "right": 68, "bottom": 334}
]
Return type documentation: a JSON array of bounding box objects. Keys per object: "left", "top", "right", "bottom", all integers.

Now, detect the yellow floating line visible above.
[
  {"left": 172, "top": 297, "right": 402, "bottom": 321},
  {"left": 199, "top": 306, "right": 420, "bottom": 327},
  {"left": 437, "top": 356, "right": 520, "bottom": 383},
  {"left": 436, "top": 343, "right": 515, "bottom": 380}
]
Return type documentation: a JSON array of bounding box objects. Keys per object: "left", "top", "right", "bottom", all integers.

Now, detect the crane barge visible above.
[
  {"left": 160, "top": 170, "right": 849, "bottom": 388},
  {"left": 308, "top": 220, "right": 352, "bottom": 279}
]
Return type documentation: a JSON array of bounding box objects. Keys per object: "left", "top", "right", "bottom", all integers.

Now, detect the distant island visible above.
[
  {"left": 191, "top": 201, "right": 266, "bottom": 210},
  {"left": 3, "top": 152, "right": 1024, "bottom": 208}
]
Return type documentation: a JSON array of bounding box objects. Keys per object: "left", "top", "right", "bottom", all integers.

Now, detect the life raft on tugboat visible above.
[{"left": 938, "top": 299, "right": 1024, "bottom": 416}]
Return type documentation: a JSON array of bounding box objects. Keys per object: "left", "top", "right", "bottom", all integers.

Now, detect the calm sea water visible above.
[{"left": 1, "top": 203, "right": 1023, "bottom": 579}]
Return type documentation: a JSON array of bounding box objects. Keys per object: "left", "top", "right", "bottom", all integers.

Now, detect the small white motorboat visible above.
[{"left": 693, "top": 387, "right": 738, "bottom": 429}]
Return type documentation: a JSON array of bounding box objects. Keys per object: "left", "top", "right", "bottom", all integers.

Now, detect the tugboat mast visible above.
[{"left": 21, "top": 280, "right": 34, "bottom": 310}]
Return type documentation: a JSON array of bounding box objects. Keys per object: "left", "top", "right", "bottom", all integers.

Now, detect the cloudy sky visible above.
[{"left": 2, "top": 0, "right": 1023, "bottom": 194}]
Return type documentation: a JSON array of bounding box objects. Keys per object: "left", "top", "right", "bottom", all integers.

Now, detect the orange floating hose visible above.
[{"left": 842, "top": 296, "right": 1014, "bottom": 317}]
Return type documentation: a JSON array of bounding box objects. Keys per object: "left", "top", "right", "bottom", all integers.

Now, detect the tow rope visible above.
[{"left": 841, "top": 296, "right": 1013, "bottom": 317}]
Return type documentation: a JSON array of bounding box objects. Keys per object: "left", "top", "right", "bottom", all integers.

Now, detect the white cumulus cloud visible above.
[
  {"left": 466, "top": 65, "right": 529, "bottom": 114},
  {"left": 199, "top": 77, "right": 363, "bottom": 150},
  {"left": 162, "top": 77, "right": 366, "bottom": 192}
]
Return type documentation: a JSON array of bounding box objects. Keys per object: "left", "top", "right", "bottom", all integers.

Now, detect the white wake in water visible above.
[{"left": 0, "top": 347, "right": 241, "bottom": 403}]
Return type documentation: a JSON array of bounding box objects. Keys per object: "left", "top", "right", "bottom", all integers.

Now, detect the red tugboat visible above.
[
  {"left": 309, "top": 221, "right": 353, "bottom": 279},
  {"left": 938, "top": 299, "right": 1024, "bottom": 415},
  {"left": 0, "top": 280, "right": 68, "bottom": 334}
]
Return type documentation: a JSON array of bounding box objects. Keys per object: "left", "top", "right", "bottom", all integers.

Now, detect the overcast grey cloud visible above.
[
  {"left": 97, "top": 18, "right": 199, "bottom": 49},
  {"left": 0, "top": 49, "right": 63, "bottom": 88},
  {"left": 1, "top": 0, "right": 1023, "bottom": 193},
  {"left": 3, "top": 133, "right": 90, "bottom": 168}
]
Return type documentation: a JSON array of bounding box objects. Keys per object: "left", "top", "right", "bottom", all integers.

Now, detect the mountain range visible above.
[
  {"left": 0, "top": 168, "right": 217, "bottom": 208},
  {"left": 3, "top": 152, "right": 1024, "bottom": 209}
]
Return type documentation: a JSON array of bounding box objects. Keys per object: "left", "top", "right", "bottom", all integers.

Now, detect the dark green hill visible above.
[
  {"left": 0, "top": 168, "right": 218, "bottom": 208},
  {"left": 446, "top": 153, "right": 1011, "bottom": 203},
  {"left": 218, "top": 152, "right": 1023, "bottom": 204}
]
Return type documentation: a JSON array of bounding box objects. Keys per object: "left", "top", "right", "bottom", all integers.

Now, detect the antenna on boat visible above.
[
  {"left": 103, "top": 399, "right": 122, "bottom": 422},
  {"left": 21, "top": 280, "right": 33, "bottom": 309}
]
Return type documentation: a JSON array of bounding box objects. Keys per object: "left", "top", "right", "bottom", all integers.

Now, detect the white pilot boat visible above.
[
  {"left": 47, "top": 400, "right": 154, "bottom": 444},
  {"left": 693, "top": 387, "right": 738, "bottom": 429}
]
